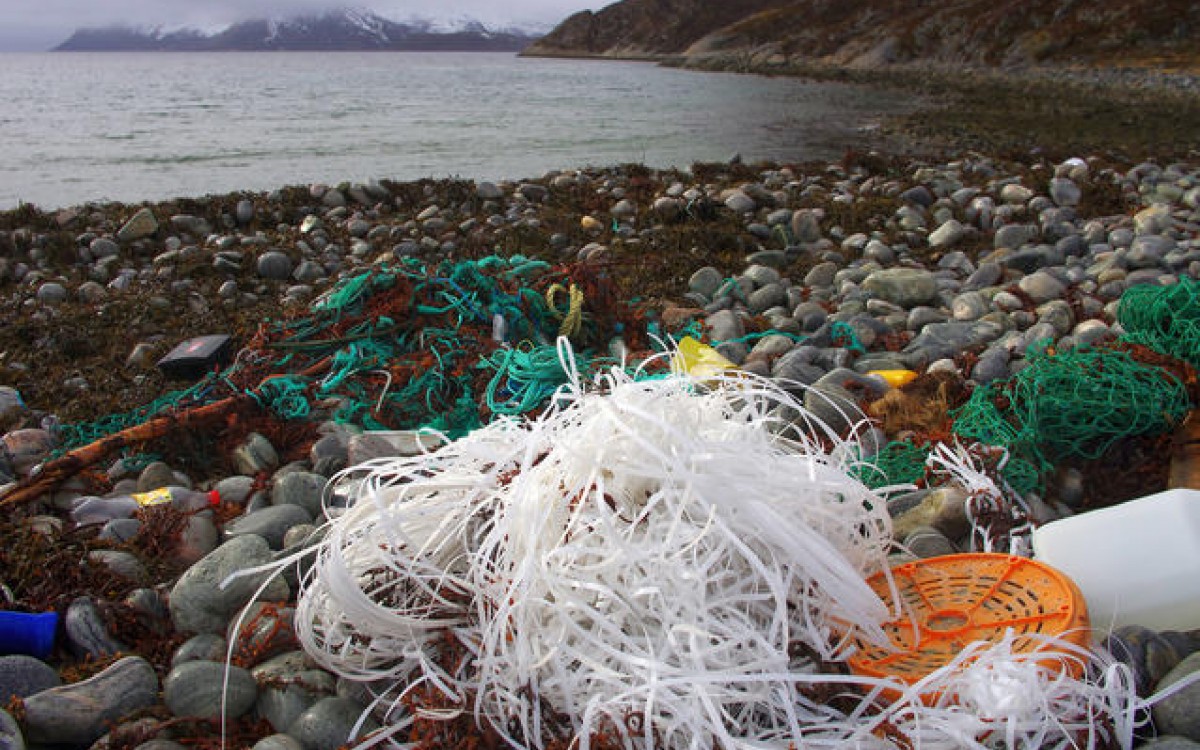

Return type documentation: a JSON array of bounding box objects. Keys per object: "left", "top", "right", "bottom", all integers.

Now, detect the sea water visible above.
[{"left": 0, "top": 51, "right": 914, "bottom": 210}]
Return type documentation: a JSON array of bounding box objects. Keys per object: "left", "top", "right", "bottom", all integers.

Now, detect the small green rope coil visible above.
[{"left": 250, "top": 376, "right": 311, "bottom": 420}]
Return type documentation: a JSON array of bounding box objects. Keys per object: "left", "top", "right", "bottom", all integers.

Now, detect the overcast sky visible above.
[{"left": 0, "top": 0, "right": 603, "bottom": 51}]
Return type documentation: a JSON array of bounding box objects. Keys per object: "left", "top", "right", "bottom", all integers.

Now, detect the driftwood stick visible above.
[{"left": 0, "top": 394, "right": 256, "bottom": 509}]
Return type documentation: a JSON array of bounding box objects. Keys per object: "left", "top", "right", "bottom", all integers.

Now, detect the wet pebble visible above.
[
  {"left": 169, "top": 534, "right": 290, "bottom": 635},
  {"left": 0, "top": 655, "right": 60, "bottom": 701},
  {"left": 170, "top": 633, "right": 229, "bottom": 668},
  {"left": 164, "top": 660, "right": 257, "bottom": 719},
  {"left": 0, "top": 708, "right": 22, "bottom": 750},
  {"left": 224, "top": 504, "right": 313, "bottom": 549},
  {"left": 1153, "top": 652, "right": 1200, "bottom": 741},
  {"left": 272, "top": 471, "right": 327, "bottom": 518},
  {"left": 65, "top": 596, "right": 126, "bottom": 659},
  {"left": 288, "top": 696, "right": 379, "bottom": 750},
  {"left": 21, "top": 656, "right": 158, "bottom": 746}
]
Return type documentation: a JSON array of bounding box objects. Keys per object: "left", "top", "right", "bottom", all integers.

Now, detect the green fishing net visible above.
[{"left": 953, "top": 345, "right": 1191, "bottom": 467}]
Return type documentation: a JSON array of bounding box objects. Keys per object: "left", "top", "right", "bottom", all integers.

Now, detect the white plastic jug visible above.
[{"left": 1032, "top": 488, "right": 1200, "bottom": 632}]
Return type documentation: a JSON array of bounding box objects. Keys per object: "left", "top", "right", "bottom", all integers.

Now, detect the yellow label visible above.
[{"left": 132, "top": 488, "right": 173, "bottom": 507}]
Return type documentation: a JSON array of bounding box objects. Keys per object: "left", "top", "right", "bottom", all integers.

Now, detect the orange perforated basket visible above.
[{"left": 847, "top": 553, "right": 1090, "bottom": 702}]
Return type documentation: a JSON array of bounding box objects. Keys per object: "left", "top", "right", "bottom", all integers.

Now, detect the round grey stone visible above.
[
  {"left": 164, "top": 660, "right": 257, "bottom": 719},
  {"left": 117, "top": 208, "right": 158, "bottom": 241},
  {"left": 705, "top": 309, "right": 744, "bottom": 343},
  {"left": 257, "top": 669, "right": 337, "bottom": 733},
  {"left": 994, "top": 223, "right": 1039, "bottom": 250},
  {"left": 272, "top": 471, "right": 326, "bottom": 518},
  {"left": 170, "top": 633, "right": 228, "bottom": 669},
  {"left": 928, "top": 218, "right": 966, "bottom": 248},
  {"left": 747, "top": 283, "right": 786, "bottom": 315},
  {"left": 65, "top": 596, "right": 126, "bottom": 659},
  {"left": 288, "top": 696, "right": 379, "bottom": 750},
  {"left": 475, "top": 181, "right": 504, "bottom": 200},
  {"left": 1139, "top": 738, "right": 1200, "bottom": 750},
  {"left": 253, "top": 735, "right": 305, "bottom": 750},
  {"left": 0, "top": 708, "right": 22, "bottom": 750},
  {"left": 136, "top": 461, "right": 177, "bottom": 492},
  {"left": 233, "top": 432, "right": 280, "bottom": 476},
  {"left": 1017, "top": 271, "right": 1068, "bottom": 304},
  {"left": 1048, "top": 177, "right": 1081, "bottom": 207},
  {"left": 169, "top": 534, "right": 290, "bottom": 635},
  {"left": 804, "top": 261, "right": 839, "bottom": 288},
  {"left": 22, "top": 656, "right": 158, "bottom": 746},
  {"left": 236, "top": 199, "right": 255, "bottom": 225},
  {"left": 257, "top": 251, "right": 294, "bottom": 281},
  {"left": 771, "top": 347, "right": 823, "bottom": 385},
  {"left": 723, "top": 191, "right": 755, "bottom": 214},
  {"left": 862, "top": 268, "right": 939, "bottom": 308},
  {"left": 970, "top": 347, "right": 1011, "bottom": 384},
  {"left": 224, "top": 504, "right": 313, "bottom": 550},
  {"left": 36, "top": 282, "right": 68, "bottom": 305},
  {"left": 962, "top": 261, "right": 1004, "bottom": 291},
  {"left": 213, "top": 475, "right": 256, "bottom": 506},
  {"left": 790, "top": 209, "right": 821, "bottom": 243},
  {"left": 0, "top": 655, "right": 61, "bottom": 701},
  {"left": 804, "top": 369, "right": 885, "bottom": 437},
  {"left": 1153, "top": 652, "right": 1200, "bottom": 740},
  {"left": 89, "top": 237, "right": 119, "bottom": 259},
  {"left": 951, "top": 291, "right": 990, "bottom": 321},
  {"left": 292, "top": 260, "right": 325, "bottom": 283}
]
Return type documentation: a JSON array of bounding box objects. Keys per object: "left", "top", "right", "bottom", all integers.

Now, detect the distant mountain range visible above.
[{"left": 54, "top": 9, "right": 542, "bottom": 52}]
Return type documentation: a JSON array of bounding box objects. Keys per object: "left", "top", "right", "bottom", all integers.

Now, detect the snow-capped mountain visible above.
[{"left": 54, "top": 9, "right": 541, "bottom": 52}]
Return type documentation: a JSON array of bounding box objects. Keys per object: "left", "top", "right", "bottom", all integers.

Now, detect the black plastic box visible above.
[{"left": 156, "top": 334, "right": 233, "bottom": 379}]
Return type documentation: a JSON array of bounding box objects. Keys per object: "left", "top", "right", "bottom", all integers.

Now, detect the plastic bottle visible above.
[
  {"left": 70, "top": 488, "right": 221, "bottom": 525},
  {"left": 132, "top": 486, "right": 221, "bottom": 512},
  {"left": 70, "top": 495, "right": 139, "bottom": 526}
]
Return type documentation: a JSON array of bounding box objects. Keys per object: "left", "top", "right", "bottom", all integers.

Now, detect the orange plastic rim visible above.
[{"left": 847, "top": 553, "right": 1089, "bottom": 701}]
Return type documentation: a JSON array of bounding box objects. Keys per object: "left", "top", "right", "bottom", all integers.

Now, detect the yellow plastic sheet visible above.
[{"left": 676, "top": 336, "right": 738, "bottom": 380}]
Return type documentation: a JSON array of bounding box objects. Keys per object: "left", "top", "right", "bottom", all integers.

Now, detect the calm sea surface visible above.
[{"left": 0, "top": 52, "right": 913, "bottom": 210}]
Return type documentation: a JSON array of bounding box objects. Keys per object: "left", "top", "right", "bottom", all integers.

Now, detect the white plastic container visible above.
[{"left": 1032, "top": 488, "right": 1200, "bottom": 632}]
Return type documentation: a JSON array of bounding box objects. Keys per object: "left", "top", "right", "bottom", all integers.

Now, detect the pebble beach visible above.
[{"left": 3, "top": 70, "right": 1200, "bottom": 748}]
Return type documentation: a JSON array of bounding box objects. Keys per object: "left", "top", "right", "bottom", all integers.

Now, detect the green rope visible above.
[
  {"left": 484, "top": 344, "right": 574, "bottom": 416},
  {"left": 249, "top": 376, "right": 311, "bottom": 420}
]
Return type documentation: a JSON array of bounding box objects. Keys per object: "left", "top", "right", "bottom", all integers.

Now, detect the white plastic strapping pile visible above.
[{"left": 287, "top": 353, "right": 1150, "bottom": 749}]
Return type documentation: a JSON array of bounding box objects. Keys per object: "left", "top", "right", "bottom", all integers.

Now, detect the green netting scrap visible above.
[
  {"left": 1118, "top": 277, "right": 1200, "bottom": 366},
  {"left": 853, "top": 440, "right": 931, "bottom": 489},
  {"left": 953, "top": 345, "right": 1192, "bottom": 466}
]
